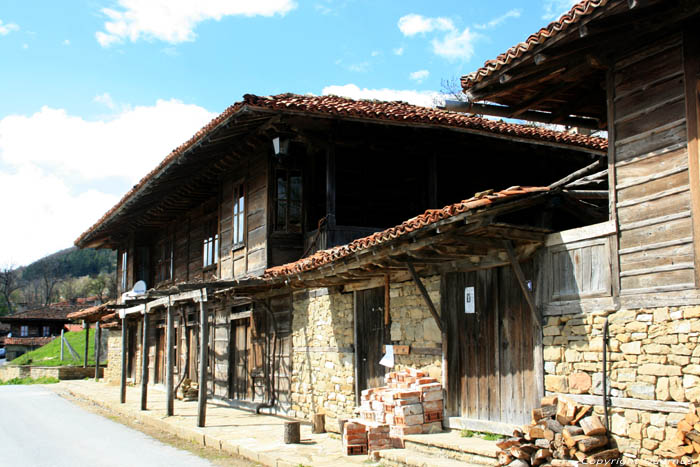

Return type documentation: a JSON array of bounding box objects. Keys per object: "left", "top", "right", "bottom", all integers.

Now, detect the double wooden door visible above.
[
  {"left": 444, "top": 265, "right": 539, "bottom": 426},
  {"left": 354, "top": 287, "right": 387, "bottom": 394},
  {"left": 229, "top": 318, "right": 250, "bottom": 400}
]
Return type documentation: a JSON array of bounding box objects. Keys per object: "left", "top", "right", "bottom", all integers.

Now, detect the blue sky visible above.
[{"left": 0, "top": 0, "right": 578, "bottom": 266}]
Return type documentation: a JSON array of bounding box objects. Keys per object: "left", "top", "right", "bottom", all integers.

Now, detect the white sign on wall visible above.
[{"left": 464, "top": 286, "right": 475, "bottom": 314}]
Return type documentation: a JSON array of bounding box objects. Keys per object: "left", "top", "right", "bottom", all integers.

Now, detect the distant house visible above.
[{"left": 0, "top": 302, "right": 94, "bottom": 360}]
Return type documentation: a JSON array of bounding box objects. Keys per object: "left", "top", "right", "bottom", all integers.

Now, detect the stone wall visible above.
[
  {"left": 0, "top": 365, "right": 101, "bottom": 380},
  {"left": 542, "top": 305, "right": 700, "bottom": 465},
  {"left": 105, "top": 333, "right": 122, "bottom": 385},
  {"left": 289, "top": 277, "right": 444, "bottom": 431}
]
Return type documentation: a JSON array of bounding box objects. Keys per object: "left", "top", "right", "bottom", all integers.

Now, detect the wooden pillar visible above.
[
  {"left": 60, "top": 329, "right": 64, "bottom": 361},
  {"left": 683, "top": 29, "right": 700, "bottom": 285},
  {"left": 141, "top": 313, "right": 149, "bottom": 411},
  {"left": 83, "top": 321, "right": 89, "bottom": 368},
  {"left": 166, "top": 302, "right": 174, "bottom": 416},
  {"left": 197, "top": 294, "right": 208, "bottom": 427},
  {"left": 326, "top": 145, "right": 336, "bottom": 228},
  {"left": 284, "top": 421, "right": 301, "bottom": 444},
  {"left": 120, "top": 317, "right": 127, "bottom": 404},
  {"left": 352, "top": 291, "right": 360, "bottom": 406},
  {"left": 95, "top": 323, "right": 102, "bottom": 382}
]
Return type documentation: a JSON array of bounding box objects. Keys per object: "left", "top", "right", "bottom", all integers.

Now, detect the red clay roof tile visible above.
[
  {"left": 263, "top": 186, "right": 549, "bottom": 279},
  {"left": 462, "top": 0, "right": 609, "bottom": 89},
  {"left": 75, "top": 93, "right": 606, "bottom": 247}
]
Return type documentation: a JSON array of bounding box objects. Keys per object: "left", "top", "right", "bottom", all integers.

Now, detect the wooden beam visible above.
[
  {"left": 683, "top": 28, "right": 700, "bottom": 286},
  {"left": 352, "top": 291, "right": 361, "bottom": 406},
  {"left": 326, "top": 144, "right": 336, "bottom": 228},
  {"left": 406, "top": 262, "right": 443, "bottom": 332},
  {"left": 141, "top": 313, "right": 149, "bottom": 411},
  {"left": 166, "top": 301, "right": 174, "bottom": 416},
  {"left": 504, "top": 240, "right": 541, "bottom": 331},
  {"left": 197, "top": 292, "right": 209, "bottom": 427},
  {"left": 561, "top": 190, "right": 608, "bottom": 199},
  {"left": 94, "top": 324, "right": 102, "bottom": 382},
  {"left": 606, "top": 67, "right": 621, "bottom": 298},
  {"left": 549, "top": 159, "right": 606, "bottom": 189},
  {"left": 83, "top": 321, "right": 89, "bottom": 368},
  {"left": 120, "top": 318, "right": 127, "bottom": 404},
  {"left": 384, "top": 274, "right": 390, "bottom": 326}
]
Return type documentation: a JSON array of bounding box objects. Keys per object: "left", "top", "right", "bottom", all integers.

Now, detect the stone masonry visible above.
[
  {"left": 543, "top": 305, "right": 700, "bottom": 465},
  {"left": 105, "top": 333, "right": 122, "bottom": 385}
]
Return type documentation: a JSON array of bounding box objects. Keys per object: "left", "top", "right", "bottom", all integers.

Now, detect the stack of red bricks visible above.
[{"left": 342, "top": 368, "right": 444, "bottom": 455}]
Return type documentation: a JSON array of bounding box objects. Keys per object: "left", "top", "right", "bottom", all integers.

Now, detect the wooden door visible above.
[
  {"left": 354, "top": 287, "right": 387, "bottom": 393},
  {"left": 229, "top": 318, "right": 249, "bottom": 400},
  {"left": 155, "top": 328, "right": 165, "bottom": 384},
  {"left": 127, "top": 322, "right": 138, "bottom": 379},
  {"left": 444, "top": 265, "right": 538, "bottom": 426}
]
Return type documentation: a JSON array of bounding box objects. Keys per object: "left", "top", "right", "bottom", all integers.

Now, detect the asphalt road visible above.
[{"left": 0, "top": 385, "right": 215, "bottom": 467}]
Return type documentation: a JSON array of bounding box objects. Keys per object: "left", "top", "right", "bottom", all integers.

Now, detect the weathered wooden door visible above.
[
  {"left": 127, "top": 322, "right": 138, "bottom": 379},
  {"left": 444, "top": 265, "right": 538, "bottom": 427},
  {"left": 354, "top": 287, "right": 387, "bottom": 393},
  {"left": 155, "top": 328, "right": 165, "bottom": 384},
  {"left": 229, "top": 318, "right": 249, "bottom": 400}
]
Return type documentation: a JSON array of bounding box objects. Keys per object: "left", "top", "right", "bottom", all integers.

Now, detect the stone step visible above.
[
  {"left": 400, "top": 432, "right": 500, "bottom": 466},
  {"left": 377, "top": 448, "right": 485, "bottom": 467}
]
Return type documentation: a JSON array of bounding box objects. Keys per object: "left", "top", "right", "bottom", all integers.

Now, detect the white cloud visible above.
[
  {"left": 371, "top": 50, "right": 380, "bottom": 57},
  {"left": 409, "top": 69, "right": 429, "bottom": 84},
  {"left": 21, "top": 43, "right": 28, "bottom": 49},
  {"left": 93, "top": 92, "right": 117, "bottom": 110},
  {"left": 393, "top": 47, "right": 404, "bottom": 56},
  {"left": 322, "top": 84, "right": 442, "bottom": 108},
  {"left": 475, "top": 9, "right": 521, "bottom": 29},
  {"left": 431, "top": 27, "right": 480, "bottom": 61},
  {"left": 398, "top": 14, "right": 454, "bottom": 36},
  {"left": 0, "top": 20, "right": 19, "bottom": 36},
  {"left": 542, "top": 0, "right": 578, "bottom": 20},
  {"left": 0, "top": 99, "right": 216, "bottom": 265},
  {"left": 63, "top": 39, "right": 71, "bottom": 46},
  {"left": 96, "top": 0, "right": 297, "bottom": 47}
]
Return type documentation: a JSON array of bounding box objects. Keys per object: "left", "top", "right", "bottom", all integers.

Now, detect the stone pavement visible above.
[{"left": 55, "top": 380, "right": 373, "bottom": 467}]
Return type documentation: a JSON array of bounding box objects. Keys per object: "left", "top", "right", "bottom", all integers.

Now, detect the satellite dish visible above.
[{"left": 132, "top": 280, "right": 147, "bottom": 295}]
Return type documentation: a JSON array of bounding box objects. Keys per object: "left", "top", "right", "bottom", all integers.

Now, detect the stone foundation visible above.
[
  {"left": 105, "top": 333, "right": 122, "bottom": 385},
  {"left": 543, "top": 305, "right": 700, "bottom": 465},
  {"left": 0, "top": 365, "right": 102, "bottom": 380}
]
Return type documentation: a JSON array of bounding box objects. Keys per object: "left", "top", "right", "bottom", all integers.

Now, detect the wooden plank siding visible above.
[{"left": 612, "top": 33, "right": 695, "bottom": 295}]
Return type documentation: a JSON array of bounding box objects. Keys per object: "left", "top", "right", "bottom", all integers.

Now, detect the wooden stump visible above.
[
  {"left": 312, "top": 413, "right": 325, "bottom": 434},
  {"left": 284, "top": 421, "right": 301, "bottom": 444}
]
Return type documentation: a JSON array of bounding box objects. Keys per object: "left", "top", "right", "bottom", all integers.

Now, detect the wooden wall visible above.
[{"left": 612, "top": 33, "right": 695, "bottom": 295}]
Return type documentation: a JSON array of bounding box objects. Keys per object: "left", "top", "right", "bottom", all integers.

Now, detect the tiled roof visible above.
[
  {"left": 264, "top": 186, "right": 549, "bottom": 279},
  {"left": 66, "top": 302, "right": 112, "bottom": 320},
  {"left": 462, "top": 0, "right": 609, "bottom": 89},
  {"left": 75, "top": 93, "right": 606, "bottom": 247},
  {"left": 0, "top": 304, "right": 88, "bottom": 322},
  {"left": 5, "top": 336, "right": 55, "bottom": 346}
]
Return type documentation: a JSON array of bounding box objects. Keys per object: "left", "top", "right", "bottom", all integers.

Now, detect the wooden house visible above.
[
  {"left": 447, "top": 0, "right": 700, "bottom": 462},
  {"left": 75, "top": 93, "right": 609, "bottom": 432}
]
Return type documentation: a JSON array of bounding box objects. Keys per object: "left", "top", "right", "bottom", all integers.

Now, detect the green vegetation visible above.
[
  {"left": 10, "top": 329, "right": 97, "bottom": 367},
  {"left": 22, "top": 247, "right": 116, "bottom": 281},
  {"left": 0, "top": 376, "right": 60, "bottom": 385},
  {"left": 460, "top": 429, "right": 506, "bottom": 441}
]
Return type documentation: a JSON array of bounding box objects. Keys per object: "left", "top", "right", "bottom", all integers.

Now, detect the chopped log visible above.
[
  {"left": 544, "top": 429, "right": 555, "bottom": 441},
  {"left": 686, "top": 430, "right": 700, "bottom": 443},
  {"left": 678, "top": 420, "right": 693, "bottom": 433},
  {"left": 284, "top": 421, "right": 301, "bottom": 444},
  {"left": 532, "top": 448, "right": 552, "bottom": 465},
  {"left": 574, "top": 450, "right": 588, "bottom": 462},
  {"left": 497, "top": 438, "right": 522, "bottom": 450},
  {"left": 541, "top": 396, "right": 558, "bottom": 407},
  {"left": 507, "top": 460, "right": 529, "bottom": 467},
  {"left": 686, "top": 409, "right": 700, "bottom": 426},
  {"left": 513, "top": 429, "right": 524, "bottom": 437},
  {"left": 510, "top": 447, "right": 531, "bottom": 460},
  {"left": 528, "top": 425, "right": 546, "bottom": 439},
  {"left": 498, "top": 451, "right": 514, "bottom": 465},
  {"left": 543, "top": 418, "right": 564, "bottom": 433},
  {"left": 535, "top": 438, "right": 552, "bottom": 448},
  {"left": 550, "top": 460, "right": 578, "bottom": 467},
  {"left": 586, "top": 448, "right": 621, "bottom": 463},
  {"left": 312, "top": 413, "right": 326, "bottom": 434},
  {"left": 556, "top": 397, "right": 579, "bottom": 425},
  {"left": 553, "top": 433, "right": 563, "bottom": 448},
  {"left": 580, "top": 415, "right": 606, "bottom": 436},
  {"left": 577, "top": 435, "right": 608, "bottom": 453},
  {"left": 562, "top": 428, "right": 584, "bottom": 448},
  {"left": 533, "top": 405, "right": 557, "bottom": 421},
  {"left": 571, "top": 405, "right": 591, "bottom": 425}
]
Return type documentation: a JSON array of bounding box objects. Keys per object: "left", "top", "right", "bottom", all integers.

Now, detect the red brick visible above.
[
  {"left": 391, "top": 436, "right": 405, "bottom": 448},
  {"left": 422, "top": 421, "right": 443, "bottom": 434},
  {"left": 422, "top": 400, "right": 443, "bottom": 412},
  {"left": 424, "top": 410, "right": 443, "bottom": 422},
  {"left": 390, "top": 425, "right": 423, "bottom": 436},
  {"left": 344, "top": 444, "right": 367, "bottom": 456}
]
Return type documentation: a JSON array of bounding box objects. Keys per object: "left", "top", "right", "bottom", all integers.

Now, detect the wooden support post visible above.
[
  {"left": 95, "top": 323, "right": 102, "bottom": 382},
  {"left": 197, "top": 291, "right": 208, "bottom": 427},
  {"left": 60, "top": 329, "right": 64, "bottom": 361},
  {"left": 326, "top": 145, "right": 336, "bottom": 229},
  {"left": 312, "top": 413, "right": 326, "bottom": 434},
  {"left": 606, "top": 67, "right": 621, "bottom": 297},
  {"left": 120, "top": 317, "right": 127, "bottom": 404},
  {"left": 504, "top": 241, "right": 541, "bottom": 331},
  {"left": 683, "top": 28, "right": 700, "bottom": 286},
  {"left": 284, "top": 421, "right": 301, "bottom": 443},
  {"left": 352, "top": 291, "right": 361, "bottom": 406},
  {"left": 83, "top": 321, "right": 89, "bottom": 368},
  {"left": 384, "top": 274, "right": 390, "bottom": 326},
  {"left": 141, "top": 313, "right": 149, "bottom": 411},
  {"left": 406, "top": 262, "right": 443, "bottom": 332},
  {"left": 166, "top": 301, "right": 174, "bottom": 416}
]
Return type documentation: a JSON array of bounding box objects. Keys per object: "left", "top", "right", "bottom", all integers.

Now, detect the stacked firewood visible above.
[
  {"left": 496, "top": 396, "right": 620, "bottom": 466},
  {"left": 662, "top": 403, "right": 700, "bottom": 465},
  {"left": 178, "top": 378, "right": 198, "bottom": 401},
  {"left": 343, "top": 368, "right": 444, "bottom": 455}
]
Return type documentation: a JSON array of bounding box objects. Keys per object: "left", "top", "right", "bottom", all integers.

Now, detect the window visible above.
[
  {"left": 232, "top": 183, "right": 245, "bottom": 249},
  {"left": 156, "top": 239, "right": 173, "bottom": 283},
  {"left": 20, "top": 325, "right": 28, "bottom": 337},
  {"left": 121, "top": 251, "right": 128, "bottom": 290},
  {"left": 203, "top": 219, "right": 219, "bottom": 268},
  {"left": 42, "top": 326, "right": 50, "bottom": 337},
  {"left": 275, "top": 169, "right": 302, "bottom": 232}
]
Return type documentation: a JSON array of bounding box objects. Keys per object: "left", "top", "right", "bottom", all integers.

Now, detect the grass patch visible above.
[
  {"left": 9, "top": 329, "right": 98, "bottom": 367},
  {"left": 0, "top": 376, "right": 60, "bottom": 385},
  {"left": 460, "top": 429, "right": 506, "bottom": 441}
]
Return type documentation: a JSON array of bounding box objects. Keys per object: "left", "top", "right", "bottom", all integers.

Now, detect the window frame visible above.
[
  {"left": 20, "top": 325, "right": 28, "bottom": 337},
  {"left": 232, "top": 182, "right": 246, "bottom": 251},
  {"left": 156, "top": 236, "right": 174, "bottom": 284},
  {"left": 121, "top": 251, "right": 128, "bottom": 291},
  {"left": 274, "top": 168, "right": 303, "bottom": 233},
  {"left": 42, "top": 326, "right": 50, "bottom": 337},
  {"left": 202, "top": 217, "right": 219, "bottom": 269}
]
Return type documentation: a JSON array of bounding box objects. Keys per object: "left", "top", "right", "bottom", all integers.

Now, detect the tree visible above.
[
  {"left": 0, "top": 265, "right": 22, "bottom": 315},
  {"left": 37, "top": 258, "right": 62, "bottom": 306}
]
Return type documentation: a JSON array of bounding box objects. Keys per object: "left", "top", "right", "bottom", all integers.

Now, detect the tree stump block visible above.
[
  {"left": 284, "top": 421, "right": 301, "bottom": 444},
  {"left": 312, "top": 413, "right": 325, "bottom": 434}
]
